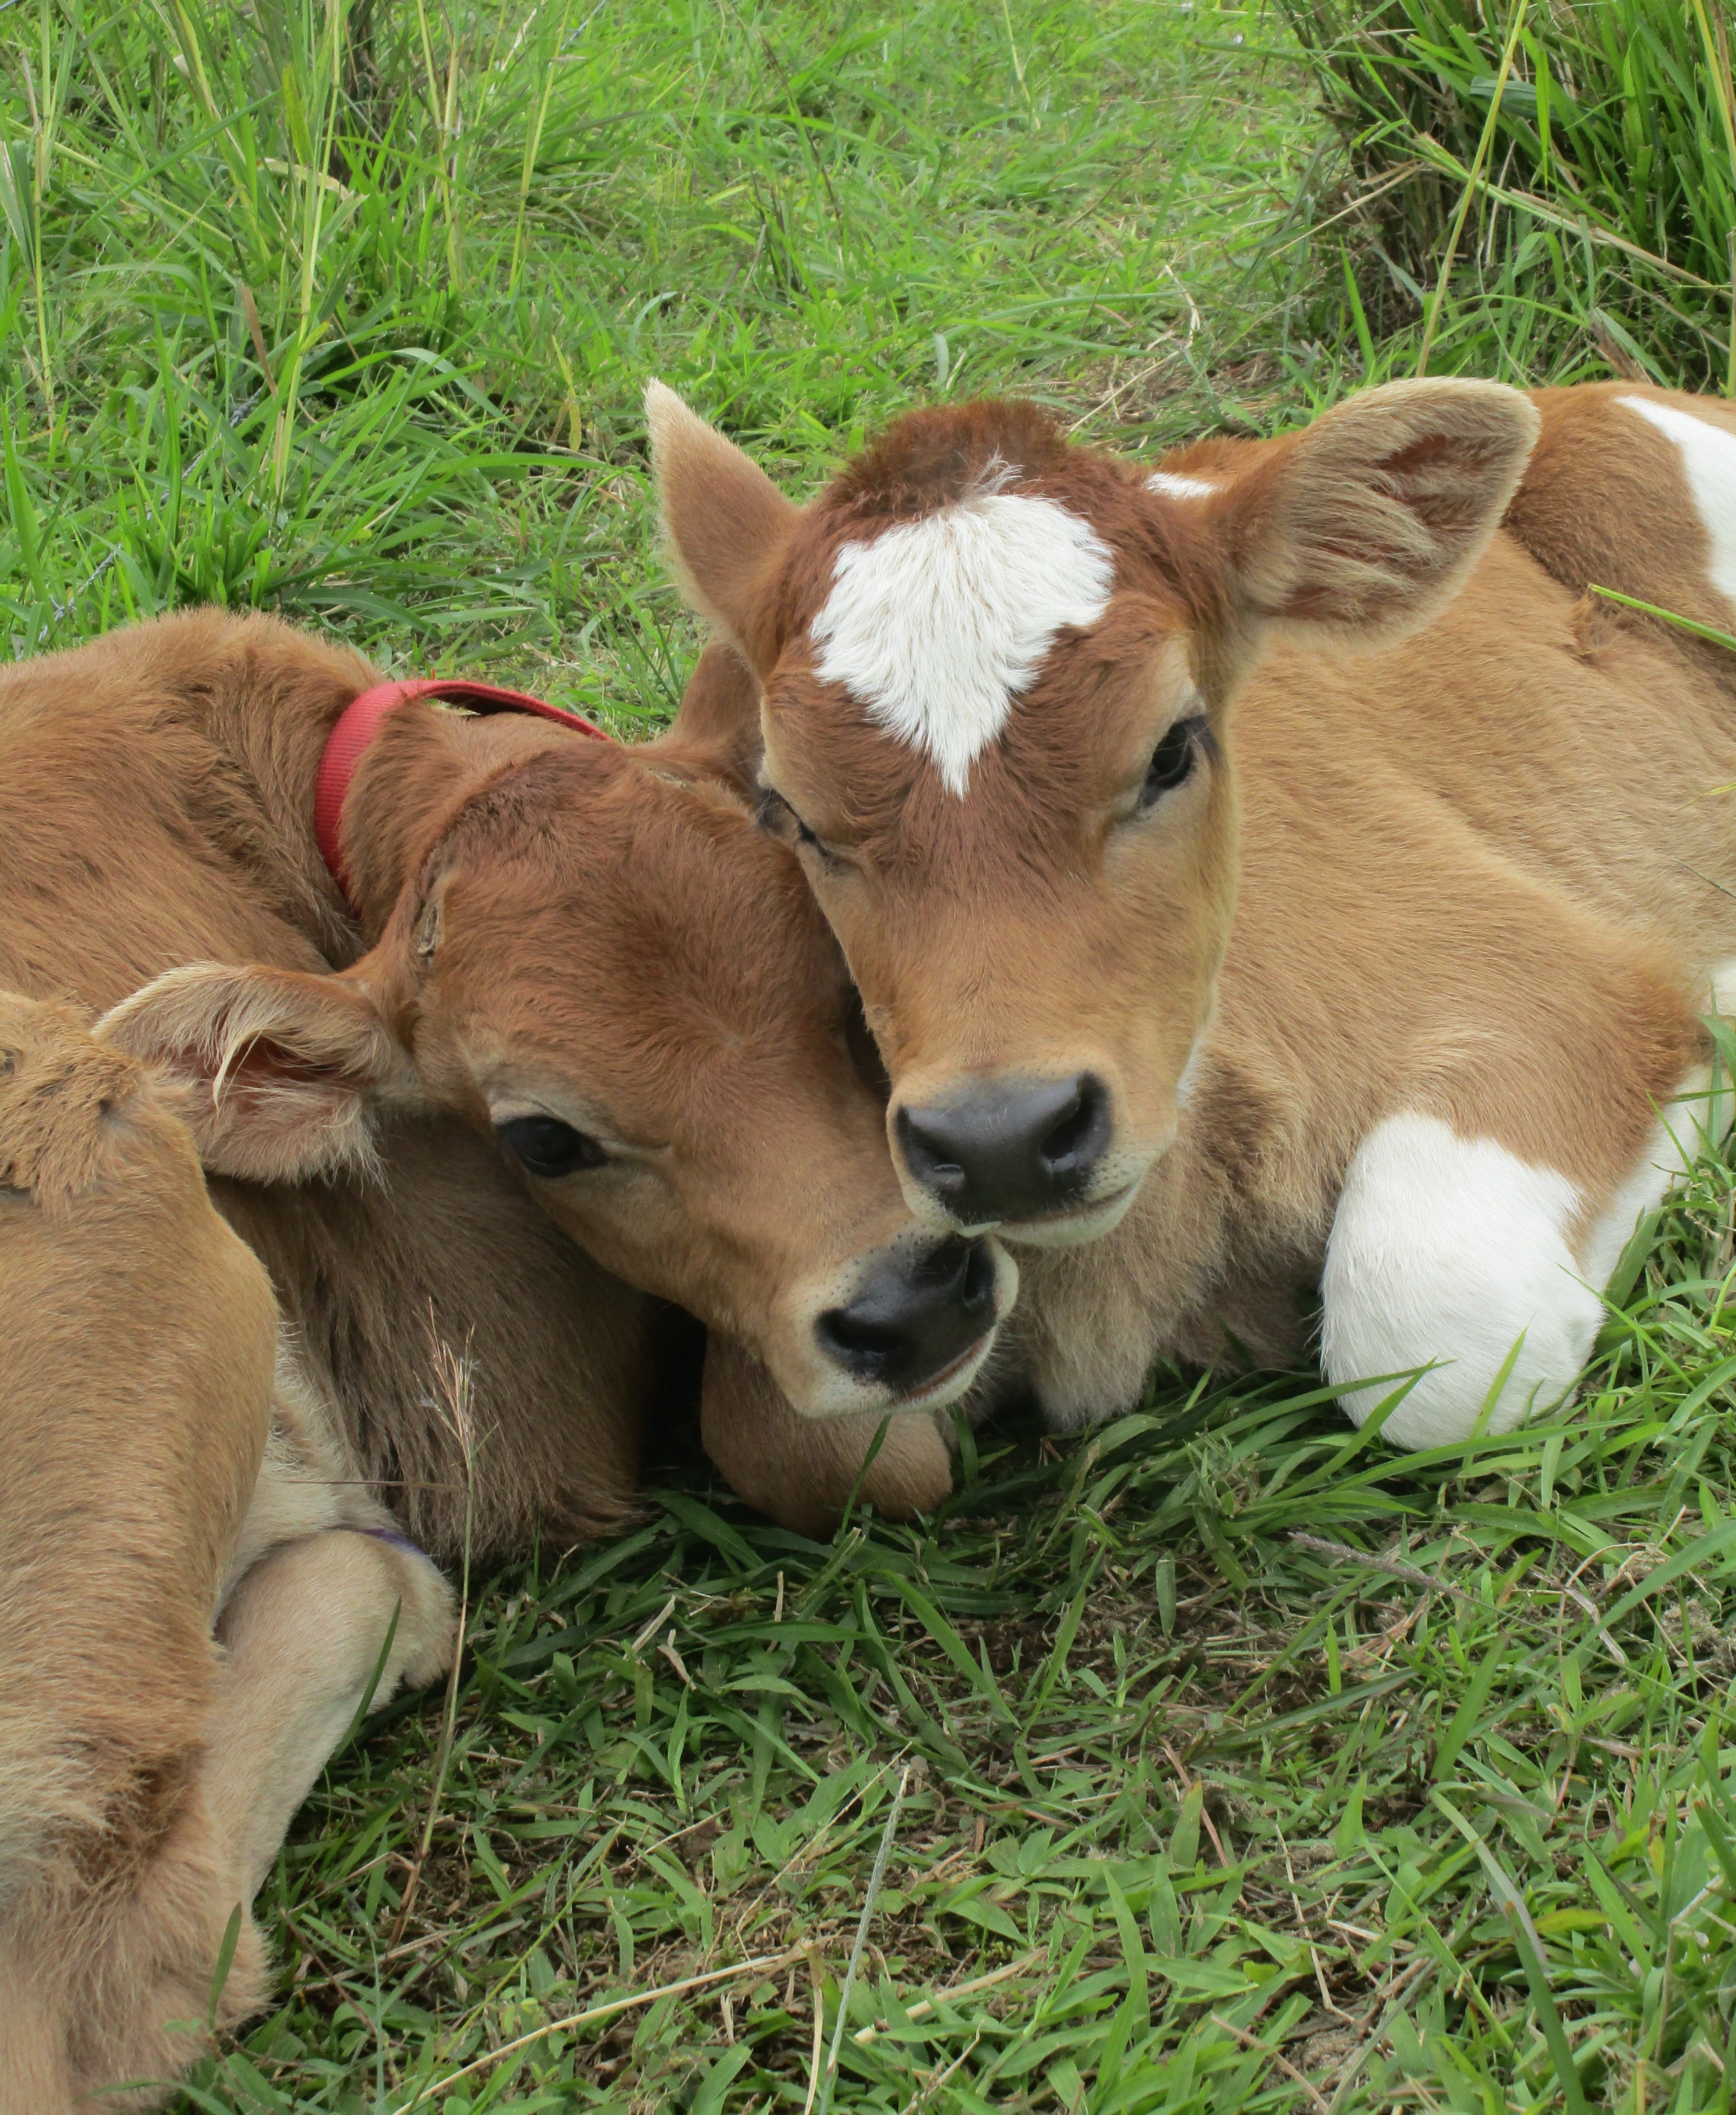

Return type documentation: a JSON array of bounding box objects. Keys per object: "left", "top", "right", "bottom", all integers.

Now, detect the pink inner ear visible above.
[
  {"left": 208, "top": 1034, "right": 358, "bottom": 1140},
  {"left": 1380, "top": 433, "right": 1505, "bottom": 531},
  {"left": 219, "top": 1034, "right": 341, "bottom": 1093},
  {"left": 191, "top": 1019, "right": 378, "bottom": 1184}
]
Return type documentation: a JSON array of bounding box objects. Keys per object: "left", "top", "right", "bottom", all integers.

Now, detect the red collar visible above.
[{"left": 315, "top": 677, "right": 607, "bottom": 905}]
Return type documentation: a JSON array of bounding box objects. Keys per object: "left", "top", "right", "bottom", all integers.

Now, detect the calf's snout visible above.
[
  {"left": 815, "top": 1236, "right": 1000, "bottom": 1397},
  {"left": 895, "top": 1072, "right": 1112, "bottom": 1229}
]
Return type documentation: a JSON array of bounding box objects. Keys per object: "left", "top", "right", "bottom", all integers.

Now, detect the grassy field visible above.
[{"left": 10, "top": 1, "right": 1736, "bottom": 2109}]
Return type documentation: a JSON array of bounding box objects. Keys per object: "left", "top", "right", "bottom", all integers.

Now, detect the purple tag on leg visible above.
[{"left": 358, "top": 1525, "right": 428, "bottom": 1561}]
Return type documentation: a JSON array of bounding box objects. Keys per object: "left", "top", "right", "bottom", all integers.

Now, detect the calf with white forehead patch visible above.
[
  {"left": 653, "top": 378, "right": 1736, "bottom": 1447},
  {"left": 651, "top": 392, "right": 1254, "bottom": 1246}
]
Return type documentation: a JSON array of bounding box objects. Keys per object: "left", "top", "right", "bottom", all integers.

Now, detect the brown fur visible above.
[
  {"left": 0, "top": 994, "right": 270, "bottom": 1932},
  {"left": 0, "top": 992, "right": 455, "bottom": 2110},
  {"left": 0, "top": 606, "right": 983, "bottom": 2106},
  {"left": 655, "top": 379, "right": 1736, "bottom": 1429},
  {"left": 1507, "top": 382, "right": 1736, "bottom": 688},
  {"left": 102, "top": 660, "right": 1014, "bottom": 1432},
  {"left": 0, "top": 609, "right": 979, "bottom": 1552},
  {"left": 698, "top": 1334, "right": 953, "bottom": 1540},
  {"left": 0, "top": 610, "right": 653, "bottom": 1562}
]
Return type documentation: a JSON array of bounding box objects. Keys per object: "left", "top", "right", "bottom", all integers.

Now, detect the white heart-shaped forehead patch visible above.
[{"left": 809, "top": 492, "right": 1115, "bottom": 796}]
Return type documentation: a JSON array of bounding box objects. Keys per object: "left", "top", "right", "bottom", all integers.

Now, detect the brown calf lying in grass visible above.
[
  {"left": 653, "top": 377, "right": 1736, "bottom": 1446},
  {"left": 1, "top": 610, "right": 1009, "bottom": 1550},
  {"left": 0, "top": 611, "right": 1015, "bottom": 2104},
  {"left": 0, "top": 991, "right": 453, "bottom": 2111}
]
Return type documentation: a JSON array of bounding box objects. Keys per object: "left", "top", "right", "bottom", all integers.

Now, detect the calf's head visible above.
[
  {"left": 650, "top": 379, "right": 1541, "bottom": 1245},
  {"left": 102, "top": 725, "right": 1014, "bottom": 1420}
]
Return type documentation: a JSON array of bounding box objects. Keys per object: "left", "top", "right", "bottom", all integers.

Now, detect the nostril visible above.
[
  {"left": 896, "top": 1074, "right": 1112, "bottom": 1227},
  {"left": 910, "top": 1235, "right": 972, "bottom": 1295},
  {"left": 1039, "top": 1073, "right": 1107, "bottom": 1177},
  {"left": 960, "top": 1240, "right": 997, "bottom": 1316},
  {"left": 815, "top": 1235, "right": 1001, "bottom": 1390},
  {"left": 895, "top": 1106, "right": 967, "bottom": 1193},
  {"left": 815, "top": 1305, "right": 903, "bottom": 1372}
]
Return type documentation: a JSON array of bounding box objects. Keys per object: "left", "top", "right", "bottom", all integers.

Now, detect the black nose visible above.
[
  {"left": 895, "top": 1073, "right": 1112, "bottom": 1226},
  {"left": 815, "top": 1238, "right": 999, "bottom": 1393}
]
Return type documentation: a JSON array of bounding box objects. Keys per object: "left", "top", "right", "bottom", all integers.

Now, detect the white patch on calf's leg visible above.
[
  {"left": 1322, "top": 1113, "right": 1603, "bottom": 1448},
  {"left": 809, "top": 494, "right": 1114, "bottom": 796},
  {"left": 1619, "top": 396, "right": 1736, "bottom": 612},
  {"left": 1147, "top": 471, "right": 1218, "bottom": 501}
]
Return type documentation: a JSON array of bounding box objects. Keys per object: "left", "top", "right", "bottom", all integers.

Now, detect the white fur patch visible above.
[
  {"left": 1620, "top": 395, "right": 1736, "bottom": 612},
  {"left": 809, "top": 495, "right": 1115, "bottom": 797},
  {"left": 1147, "top": 471, "right": 1217, "bottom": 501},
  {"left": 1581, "top": 1099, "right": 1703, "bottom": 1291},
  {"left": 1322, "top": 1114, "right": 1603, "bottom": 1448}
]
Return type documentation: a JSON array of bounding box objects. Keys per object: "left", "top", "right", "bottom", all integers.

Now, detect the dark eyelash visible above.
[{"left": 755, "top": 787, "right": 822, "bottom": 850}]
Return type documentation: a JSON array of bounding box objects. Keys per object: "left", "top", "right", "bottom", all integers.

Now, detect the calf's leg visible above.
[
  {"left": 1323, "top": 1036, "right": 1732, "bottom": 1447},
  {"left": 55, "top": 1528, "right": 453, "bottom": 2111},
  {"left": 204, "top": 1528, "right": 456, "bottom": 1900},
  {"left": 700, "top": 1332, "right": 954, "bottom": 1537}
]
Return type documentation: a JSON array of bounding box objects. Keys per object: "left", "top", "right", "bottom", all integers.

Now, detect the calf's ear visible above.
[
  {"left": 97, "top": 964, "right": 408, "bottom": 1184},
  {"left": 647, "top": 381, "right": 797, "bottom": 671},
  {"left": 1203, "top": 378, "right": 1540, "bottom": 645},
  {"left": 658, "top": 638, "right": 766, "bottom": 804}
]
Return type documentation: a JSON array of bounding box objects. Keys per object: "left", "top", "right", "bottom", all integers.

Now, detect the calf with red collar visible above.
[
  {"left": 1, "top": 608, "right": 1012, "bottom": 2107},
  {"left": 3, "top": 608, "right": 1009, "bottom": 1543}
]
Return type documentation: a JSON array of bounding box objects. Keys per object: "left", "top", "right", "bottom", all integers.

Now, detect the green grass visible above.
[
  {"left": 10, "top": 0, "right": 1736, "bottom": 2109},
  {"left": 1277, "top": 0, "right": 1736, "bottom": 390},
  {"left": 0, "top": 0, "right": 1317, "bottom": 716},
  {"left": 200, "top": 1131, "right": 1736, "bottom": 2115}
]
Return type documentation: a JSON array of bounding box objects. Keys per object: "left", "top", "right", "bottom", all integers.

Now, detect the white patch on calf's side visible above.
[
  {"left": 1147, "top": 471, "right": 1217, "bottom": 501},
  {"left": 1619, "top": 396, "right": 1736, "bottom": 612},
  {"left": 809, "top": 494, "right": 1114, "bottom": 796},
  {"left": 1322, "top": 1113, "right": 1603, "bottom": 1449}
]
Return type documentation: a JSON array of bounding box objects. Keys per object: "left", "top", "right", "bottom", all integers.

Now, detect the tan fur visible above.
[
  {"left": 1506, "top": 383, "right": 1736, "bottom": 681},
  {"left": 646, "top": 381, "right": 798, "bottom": 668},
  {"left": 0, "top": 611, "right": 983, "bottom": 2105},
  {"left": 0, "top": 608, "right": 986, "bottom": 1550},
  {"left": 0, "top": 609, "right": 654, "bottom": 1563},
  {"left": 699, "top": 1334, "right": 954, "bottom": 1540},
  {"left": 0, "top": 993, "right": 456, "bottom": 2111},
  {"left": 106, "top": 698, "right": 1014, "bottom": 1429},
  {"left": 658, "top": 380, "right": 1736, "bottom": 1432}
]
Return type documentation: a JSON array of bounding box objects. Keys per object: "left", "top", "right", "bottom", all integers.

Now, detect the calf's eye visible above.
[
  {"left": 496, "top": 1115, "right": 607, "bottom": 1178},
  {"left": 1140, "top": 716, "right": 1205, "bottom": 809},
  {"left": 756, "top": 786, "right": 823, "bottom": 851}
]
